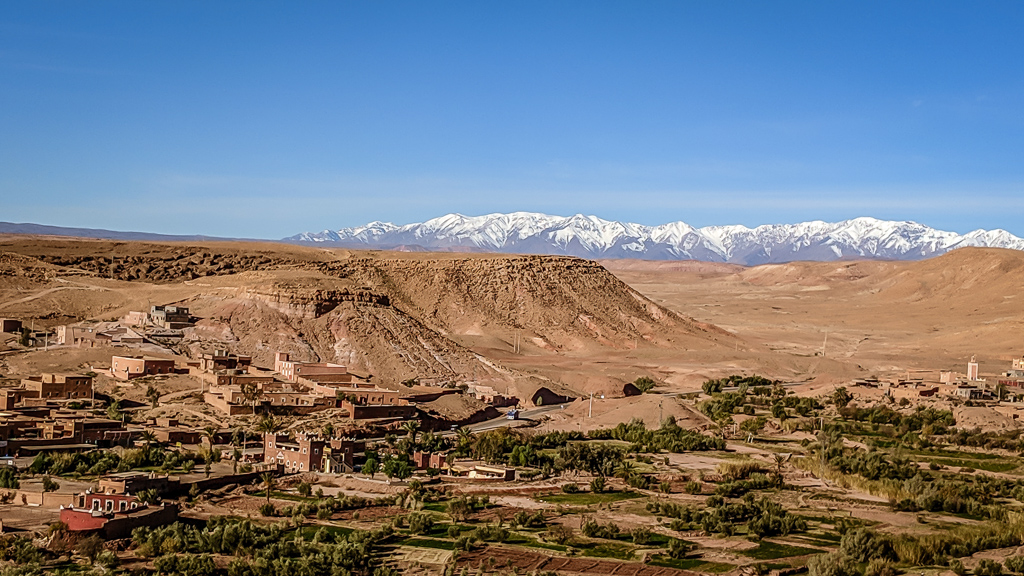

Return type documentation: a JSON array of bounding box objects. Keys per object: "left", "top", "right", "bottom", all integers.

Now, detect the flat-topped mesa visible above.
[
  {"left": 317, "top": 253, "right": 716, "bottom": 349},
  {"left": 237, "top": 286, "right": 390, "bottom": 319}
]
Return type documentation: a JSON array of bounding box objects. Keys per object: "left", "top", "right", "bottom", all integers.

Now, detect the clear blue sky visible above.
[{"left": 2, "top": 2, "right": 1023, "bottom": 238}]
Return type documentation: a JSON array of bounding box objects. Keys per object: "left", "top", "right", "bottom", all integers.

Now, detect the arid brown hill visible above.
[
  {"left": 0, "top": 236, "right": 726, "bottom": 402},
  {"left": 610, "top": 247, "right": 1024, "bottom": 382},
  {"left": 320, "top": 255, "right": 725, "bottom": 353}
]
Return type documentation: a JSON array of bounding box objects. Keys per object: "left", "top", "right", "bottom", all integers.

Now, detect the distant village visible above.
[{"left": 0, "top": 306, "right": 551, "bottom": 539}]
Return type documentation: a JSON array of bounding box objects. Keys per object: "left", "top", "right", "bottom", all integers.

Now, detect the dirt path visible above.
[
  {"left": 0, "top": 279, "right": 111, "bottom": 310},
  {"left": 159, "top": 388, "right": 201, "bottom": 403}
]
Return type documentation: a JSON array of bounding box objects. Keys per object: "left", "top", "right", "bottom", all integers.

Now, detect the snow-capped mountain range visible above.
[{"left": 285, "top": 212, "right": 1024, "bottom": 265}]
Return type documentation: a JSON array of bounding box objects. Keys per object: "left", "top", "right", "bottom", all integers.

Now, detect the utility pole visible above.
[
  {"left": 589, "top": 393, "right": 594, "bottom": 419},
  {"left": 821, "top": 330, "right": 828, "bottom": 359}
]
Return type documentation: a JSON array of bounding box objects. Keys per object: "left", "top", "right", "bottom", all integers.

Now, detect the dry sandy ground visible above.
[
  {"left": 538, "top": 394, "right": 714, "bottom": 433},
  {"left": 605, "top": 248, "right": 1024, "bottom": 383}
]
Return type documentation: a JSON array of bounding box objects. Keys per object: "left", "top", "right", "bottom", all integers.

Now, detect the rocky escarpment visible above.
[
  {"left": 35, "top": 249, "right": 286, "bottom": 282},
  {"left": 0, "top": 253, "right": 59, "bottom": 281},
  {"left": 236, "top": 286, "right": 390, "bottom": 319},
  {"left": 319, "top": 255, "right": 725, "bottom": 351},
  {"left": 0, "top": 237, "right": 334, "bottom": 283},
  {"left": 186, "top": 287, "right": 514, "bottom": 388}
]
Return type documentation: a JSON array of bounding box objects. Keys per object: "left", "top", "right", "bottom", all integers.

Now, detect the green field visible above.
[
  {"left": 740, "top": 541, "right": 823, "bottom": 559},
  {"left": 649, "top": 557, "right": 735, "bottom": 572},
  {"left": 537, "top": 490, "right": 643, "bottom": 505}
]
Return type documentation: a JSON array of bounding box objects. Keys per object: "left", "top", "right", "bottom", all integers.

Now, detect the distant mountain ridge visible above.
[
  {"left": 286, "top": 212, "right": 1024, "bottom": 265},
  {"left": 0, "top": 222, "right": 226, "bottom": 242}
]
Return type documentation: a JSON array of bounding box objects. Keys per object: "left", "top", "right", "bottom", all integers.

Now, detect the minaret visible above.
[{"left": 967, "top": 355, "right": 980, "bottom": 381}]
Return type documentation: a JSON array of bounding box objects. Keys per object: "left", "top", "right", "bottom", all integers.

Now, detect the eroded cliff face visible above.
[
  {"left": 186, "top": 291, "right": 511, "bottom": 389},
  {"left": 182, "top": 269, "right": 511, "bottom": 385},
  {"left": 234, "top": 286, "right": 389, "bottom": 319},
  {"left": 317, "top": 255, "right": 721, "bottom": 352}
]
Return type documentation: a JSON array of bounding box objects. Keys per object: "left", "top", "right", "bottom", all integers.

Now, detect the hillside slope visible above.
[
  {"left": 612, "top": 247, "right": 1024, "bottom": 382},
  {"left": 0, "top": 237, "right": 727, "bottom": 401}
]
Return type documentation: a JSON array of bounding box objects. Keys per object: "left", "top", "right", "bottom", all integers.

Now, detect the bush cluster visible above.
[{"left": 649, "top": 493, "right": 806, "bottom": 538}]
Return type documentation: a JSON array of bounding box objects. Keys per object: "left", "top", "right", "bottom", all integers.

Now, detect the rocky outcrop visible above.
[
  {"left": 33, "top": 248, "right": 286, "bottom": 282},
  {"left": 320, "top": 255, "right": 723, "bottom": 351},
  {"left": 237, "top": 287, "right": 389, "bottom": 319}
]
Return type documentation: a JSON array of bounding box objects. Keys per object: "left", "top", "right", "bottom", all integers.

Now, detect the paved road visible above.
[{"left": 463, "top": 404, "right": 564, "bottom": 433}]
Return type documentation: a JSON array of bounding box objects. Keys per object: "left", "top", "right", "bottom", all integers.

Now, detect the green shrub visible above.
[
  {"left": 472, "top": 524, "right": 508, "bottom": 542},
  {"left": 1005, "top": 557, "right": 1024, "bottom": 574},
  {"left": 667, "top": 539, "right": 692, "bottom": 559},
  {"left": 977, "top": 560, "right": 1004, "bottom": 576},
  {"left": 633, "top": 377, "right": 656, "bottom": 393},
  {"left": 864, "top": 559, "right": 898, "bottom": 576},
  {"left": 808, "top": 552, "right": 858, "bottom": 576},
  {"left": 512, "top": 511, "right": 546, "bottom": 528},
  {"left": 581, "top": 517, "right": 619, "bottom": 539},
  {"left": 840, "top": 528, "right": 896, "bottom": 563},
  {"left": 631, "top": 527, "right": 651, "bottom": 545},
  {"left": 408, "top": 513, "right": 434, "bottom": 535}
]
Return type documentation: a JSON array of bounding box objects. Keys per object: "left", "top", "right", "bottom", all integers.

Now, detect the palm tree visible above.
[
  {"left": 139, "top": 430, "right": 157, "bottom": 454},
  {"left": 202, "top": 425, "right": 218, "bottom": 447},
  {"left": 772, "top": 453, "right": 788, "bottom": 488},
  {"left": 260, "top": 472, "right": 276, "bottom": 505},
  {"left": 321, "top": 423, "right": 335, "bottom": 439},
  {"left": 255, "top": 414, "right": 279, "bottom": 435},
  {"left": 106, "top": 399, "right": 122, "bottom": 422},
  {"left": 456, "top": 427, "right": 474, "bottom": 448},
  {"left": 615, "top": 461, "right": 636, "bottom": 479},
  {"left": 232, "top": 448, "right": 242, "bottom": 474},
  {"left": 402, "top": 420, "right": 420, "bottom": 444},
  {"left": 240, "top": 381, "right": 264, "bottom": 413}
]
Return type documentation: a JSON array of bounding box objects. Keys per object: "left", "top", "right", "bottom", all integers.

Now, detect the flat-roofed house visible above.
[
  {"left": 275, "top": 352, "right": 352, "bottom": 383},
  {"left": 111, "top": 356, "right": 175, "bottom": 380},
  {"left": 263, "top": 432, "right": 325, "bottom": 473},
  {"left": 22, "top": 373, "right": 93, "bottom": 400}
]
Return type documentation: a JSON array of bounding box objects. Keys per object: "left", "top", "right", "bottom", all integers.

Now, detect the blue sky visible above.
[{"left": 1, "top": 2, "right": 1023, "bottom": 238}]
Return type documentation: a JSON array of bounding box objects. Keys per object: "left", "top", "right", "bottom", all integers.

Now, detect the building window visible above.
[{"left": 106, "top": 500, "right": 114, "bottom": 512}]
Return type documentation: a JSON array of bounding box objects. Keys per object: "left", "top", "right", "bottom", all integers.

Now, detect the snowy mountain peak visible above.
[{"left": 284, "top": 213, "right": 1024, "bottom": 265}]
